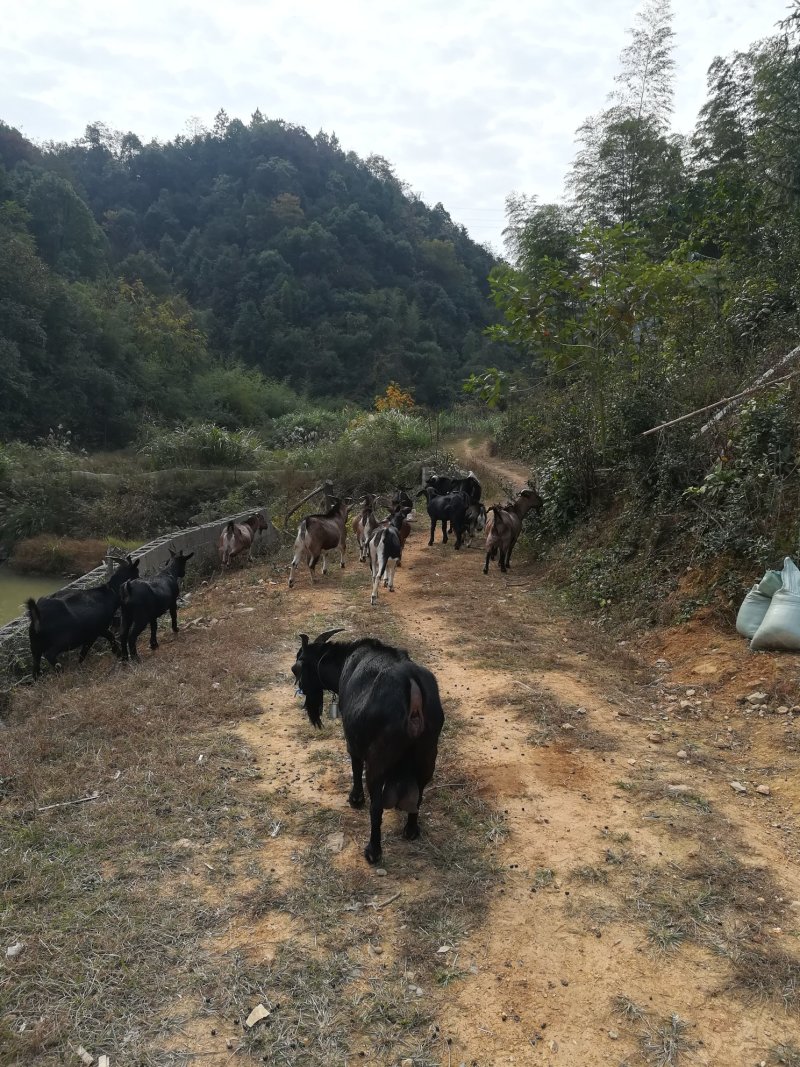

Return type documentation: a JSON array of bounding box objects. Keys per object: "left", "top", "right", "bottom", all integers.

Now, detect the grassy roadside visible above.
[{"left": 0, "top": 555, "right": 505, "bottom": 1065}]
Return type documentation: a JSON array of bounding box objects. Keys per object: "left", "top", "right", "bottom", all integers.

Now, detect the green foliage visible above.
[
  {"left": 139, "top": 423, "right": 266, "bottom": 469},
  {"left": 480, "top": 6, "right": 800, "bottom": 595},
  {"left": 288, "top": 410, "right": 431, "bottom": 494},
  {"left": 684, "top": 389, "right": 797, "bottom": 563}
]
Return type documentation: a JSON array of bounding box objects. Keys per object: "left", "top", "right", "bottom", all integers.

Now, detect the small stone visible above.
[
  {"left": 756, "top": 785, "right": 771, "bottom": 796},
  {"left": 375, "top": 868, "right": 387, "bottom": 877},
  {"left": 549, "top": 1039, "right": 559, "bottom": 1052},
  {"left": 501, "top": 1012, "right": 508, "bottom": 1021},
  {"left": 777, "top": 706, "right": 789, "bottom": 714},
  {"left": 245, "top": 1004, "right": 270, "bottom": 1028},
  {"left": 415, "top": 986, "right": 424, "bottom": 997},
  {"left": 608, "top": 1029, "right": 620, "bottom": 1040},
  {"left": 770, "top": 927, "right": 783, "bottom": 936},
  {"left": 677, "top": 749, "right": 688, "bottom": 759},
  {"left": 679, "top": 700, "right": 692, "bottom": 709},
  {"left": 667, "top": 784, "right": 690, "bottom": 795},
  {"left": 730, "top": 781, "right": 747, "bottom": 794},
  {"left": 627, "top": 758, "right": 637, "bottom": 766},
  {"left": 561, "top": 723, "right": 575, "bottom": 731},
  {"left": 647, "top": 732, "right": 665, "bottom": 744},
  {"left": 560, "top": 978, "right": 569, "bottom": 986},
  {"left": 746, "top": 691, "right": 768, "bottom": 705},
  {"left": 685, "top": 689, "right": 696, "bottom": 697},
  {"left": 5, "top": 942, "right": 24, "bottom": 959},
  {"left": 326, "top": 831, "right": 345, "bottom": 853}
]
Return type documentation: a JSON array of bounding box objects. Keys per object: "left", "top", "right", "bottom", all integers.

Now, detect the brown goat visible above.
[
  {"left": 483, "top": 488, "right": 542, "bottom": 575},
  {"left": 352, "top": 494, "right": 379, "bottom": 563},
  {"left": 289, "top": 498, "right": 349, "bottom": 587},
  {"left": 219, "top": 513, "right": 270, "bottom": 567}
]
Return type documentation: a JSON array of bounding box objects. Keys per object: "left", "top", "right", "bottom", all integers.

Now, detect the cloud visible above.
[{"left": 1, "top": 0, "right": 789, "bottom": 250}]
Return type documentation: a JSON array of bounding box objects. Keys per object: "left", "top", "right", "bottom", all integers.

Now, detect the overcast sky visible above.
[{"left": 2, "top": 0, "right": 791, "bottom": 251}]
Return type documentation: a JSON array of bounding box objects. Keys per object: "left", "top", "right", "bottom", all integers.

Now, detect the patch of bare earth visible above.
[{"left": 4, "top": 447, "right": 800, "bottom": 1065}]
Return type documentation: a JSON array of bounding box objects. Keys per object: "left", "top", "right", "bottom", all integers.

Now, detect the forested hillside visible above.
[
  {"left": 480, "top": 2, "right": 800, "bottom": 595},
  {"left": 0, "top": 114, "right": 501, "bottom": 447}
]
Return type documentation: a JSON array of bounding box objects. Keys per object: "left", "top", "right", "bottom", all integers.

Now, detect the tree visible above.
[{"left": 570, "top": 0, "right": 683, "bottom": 234}]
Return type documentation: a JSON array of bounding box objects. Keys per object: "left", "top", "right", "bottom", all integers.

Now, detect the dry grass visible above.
[
  {"left": 1, "top": 560, "right": 505, "bottom": 1064},
  {"left": 505, "top": 685, "right": 619, "bottom": 751},
  {"left": 10, "top": 535, "right": 135, "bottom": 576}
]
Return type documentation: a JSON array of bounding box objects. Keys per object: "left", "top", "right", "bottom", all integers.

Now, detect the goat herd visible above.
[
  {"left": 20, "top": 469, "right": 540, "bottom": 863},
  {"left": 287, "top": 470, "right": 543, "bottom": 603}
]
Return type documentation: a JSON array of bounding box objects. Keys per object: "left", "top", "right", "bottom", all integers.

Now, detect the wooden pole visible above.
[
  {"left": 283, "top": 484, "right": 324, "bottom": 526},
  {"left": 640, "top": 368, "right": 800, "bottom": 438}
]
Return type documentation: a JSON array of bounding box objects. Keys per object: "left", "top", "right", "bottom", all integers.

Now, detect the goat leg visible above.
[
  {"left": 402, "top": 812, "right": 420, "bottom": 840},
  {"left": 31, "top": 650, "right": 42, "bottom": 679},
  {"left": 78, "top": 640, "right": 94, "bottom": 664},
  {"left": 149, "top": 619, "right": 159, "bottom": 650},
  {"left": 483, "top": 551, "right": 491, "bottom": 575},
  {"left": 364, "top": 776, "right": 384, "bottom": 864},
  {"left": 428, "top": 518, "right": 436, "bottom": 546},
  {"left": 170, "top": 603, "right": 178, "bottom": 633},
  {"left": 348, "top": 755, "right": 365, "bottom": 808}
]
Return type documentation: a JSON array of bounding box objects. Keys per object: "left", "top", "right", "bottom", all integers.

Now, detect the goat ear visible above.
[
  {"left": 169, "top": 546, "right": 176, "bottom": 557},
  {"left": 299, "top": 633, "right": 309, "bottom": 649},
  {"left": 314, "top": 627, "right": 345, "bottom": 644},
  {"left": 185, "top": 552, "right": 194, "bottom": 561}
]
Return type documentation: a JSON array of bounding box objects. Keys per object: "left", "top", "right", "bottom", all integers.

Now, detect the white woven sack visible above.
[
  {"left": 736, "top": 585, "right": 772, "bottom": 639},
  {"left": 757, "top": 569, "right": 783, "bottom": 597},
  {"left": 751, "top": 558, "right": 800, "bottom": 651}
]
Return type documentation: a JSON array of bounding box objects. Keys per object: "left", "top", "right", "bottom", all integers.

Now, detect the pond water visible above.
[{"left": 0, "top": 568, "right": 66, "bottom": 626}]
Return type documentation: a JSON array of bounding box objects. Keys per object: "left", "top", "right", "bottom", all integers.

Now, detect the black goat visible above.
[
  {"left": 463, "top": 502, "right": 487, "bottom": 547},
  {"left": 419, "top": 486, "right": 469, "bottom": 548},
  {"left": 291, "top": 630, "right": 444, "bottom": 864},
  {"left": 119, "top": 548, "right": 194, "bottom": 660},
  {"left": 391, "top": 487, "right": 414, "bottom": 511},
  {"left": 27, "top": 556, "right": 140, "bottom": 678},
  {"left": 424, "top": 472, "right": 482, "bottom": 505}
]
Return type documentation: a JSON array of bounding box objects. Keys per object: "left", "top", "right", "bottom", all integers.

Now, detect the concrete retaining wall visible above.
[{"left": 0, "top": 507, "right": 279, "bottom": 674}]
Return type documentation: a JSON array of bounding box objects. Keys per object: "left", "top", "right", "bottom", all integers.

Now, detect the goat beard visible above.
[{"left": 303, "top": 687, "right": 324, "bottom": 729}]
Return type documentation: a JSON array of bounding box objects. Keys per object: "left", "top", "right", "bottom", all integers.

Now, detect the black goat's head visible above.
[
  {"left": 168, "top": 547, "right": 195, "bottom": 577},
  {"left": 291, "top": 629, "right": 345, "bottom": 729}
]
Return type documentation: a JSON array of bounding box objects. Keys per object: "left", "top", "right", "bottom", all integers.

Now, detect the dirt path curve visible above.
[
  {"left": 226, "top": 444, "right": 800, "bottom": 1066},
  {"left": 453, "top": 437, "right": 531, "bottom": 493}
]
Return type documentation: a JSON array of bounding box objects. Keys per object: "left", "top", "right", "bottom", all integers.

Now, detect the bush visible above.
[
  {"left": 10, "top": 536, "right": 117, "bottom": 576},
  {"left": 267, "top": 406, "right": 354, "bottom": 449},
  {"left": 288, "top": 410, "right": 431, "bottom": 493},
  {"left": 140, "top": 423, "right": 266, "bottom": 469}
]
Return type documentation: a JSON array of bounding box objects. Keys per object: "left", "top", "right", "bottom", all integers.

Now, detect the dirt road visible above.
[
  {"left": 217, "top": 447, "right": 800, "bottom": 1064},
  {"left": 7, "top": 444, "right": 800, "bottom": 1066}
]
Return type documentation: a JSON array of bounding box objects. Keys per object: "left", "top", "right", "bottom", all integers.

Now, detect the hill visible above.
[{"left": 0, "top": 113, "right": 504, "bottom": 447}]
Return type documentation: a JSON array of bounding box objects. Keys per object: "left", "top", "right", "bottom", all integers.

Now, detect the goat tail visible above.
[
  {"left": 225, "top": 520, "right": 235, "bottom": 535},
  {"left": 120, "top": 580, "right": 132, "bottom": 604},
  {"left": 26, "top": 598, "right": 40, "bottom": 632}
]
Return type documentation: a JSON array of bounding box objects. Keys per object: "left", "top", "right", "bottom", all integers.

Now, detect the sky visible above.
[{"left": 2, "top": 0, "right": 791, "bottom": 252}]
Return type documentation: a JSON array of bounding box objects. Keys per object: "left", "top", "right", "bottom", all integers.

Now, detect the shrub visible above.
[
  {"left": 140, "top": 423, "right": 266, "bottom": 469},
  {"left": 10, "top": 536, "right": 117, "bottom": 576},
  {"left": 288, "top": 410, "right": 431, "bottom": 494}
]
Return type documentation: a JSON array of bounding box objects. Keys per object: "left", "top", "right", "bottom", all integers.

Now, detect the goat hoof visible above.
[
  {"left": 403, "top": 823, "right": 420, "bottom": 841},
  {"left": 364, "top": 843, "right": 382, "bottom": 865},
  {"left": 348, "top": 790, "right": 365, "bottom": 809},
  {"left": 150, "top": 642, "right": 159, "bottom": 650}
]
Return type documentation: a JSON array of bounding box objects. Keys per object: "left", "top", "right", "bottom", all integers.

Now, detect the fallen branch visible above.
[
  {"left": 640, "top": 367, "right": 800, "bottom": 437},
  {"left": 283, "top": 484, "right": 323, "bottom": 526},
  {"left": 37, "top": 790, "right": 101, "bottom": 813},
  {"left": 372, "top": 891, "right": 402, "bottom": 910}
]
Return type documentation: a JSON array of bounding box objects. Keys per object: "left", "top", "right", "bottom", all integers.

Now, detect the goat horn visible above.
[{"left": 313, "top": 628, "right": 346, "bottom": 644}]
